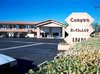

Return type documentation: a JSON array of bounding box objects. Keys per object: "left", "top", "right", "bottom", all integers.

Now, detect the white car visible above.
[{"left": 0, "top": 54, "right": 17, "bottom": 72}]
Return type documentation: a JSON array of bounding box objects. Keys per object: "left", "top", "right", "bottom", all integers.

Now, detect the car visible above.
[{"left": 0, "top": 54, "right": 17, "bottom": 73}]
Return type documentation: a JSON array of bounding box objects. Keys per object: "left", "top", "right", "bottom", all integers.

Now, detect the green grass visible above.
[{"left": 27, "top": 36, "right": 100, "bottom": 74}]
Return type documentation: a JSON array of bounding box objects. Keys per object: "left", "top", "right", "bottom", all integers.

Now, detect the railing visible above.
[{"left": 0, "top": 28, "right": 37, "bottom": 32}]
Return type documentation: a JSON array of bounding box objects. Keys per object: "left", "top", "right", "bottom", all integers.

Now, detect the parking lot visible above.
[{"left": 0, "top": 38, "right": 63, "bottom": 74}]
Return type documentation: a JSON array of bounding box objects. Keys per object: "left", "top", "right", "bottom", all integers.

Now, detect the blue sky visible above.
[{"left": 0, "top": 0, "right": 100, "bottom": 23}]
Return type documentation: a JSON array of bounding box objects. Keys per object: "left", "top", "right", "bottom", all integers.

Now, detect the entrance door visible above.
[
  {"left": 41, "top": 33, "right": 49, "bottom": 38},
  {"left": 52, "top": 28, "right": 61, "bottom": 38},
  {"left": 53, "top": 32, "right": 59, "bottom": 38}
]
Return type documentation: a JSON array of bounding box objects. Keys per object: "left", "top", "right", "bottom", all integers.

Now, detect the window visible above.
[
  {"left": 31, "top": 25, "right": 36, "bottom": 29},
  {"left": 19, "top": 25, "right": 25, "bottom": 29},
  {"left": 13, "top": 25, "right": 16, "bottom": 28},
  {"left": 9, "top": 25, "right": 12, "bottom": 29},
  {"left": 0, "top": 25, "right": 3, "bottom": 28},
  {"left": 53, "top": 33, "right": 59, "bottom": 36},
  {"left": 16, "top": 25, "right": 19, "bottom": 29},
  {"left": 25, "top": 25, "right": 28, "bottom": 28}
]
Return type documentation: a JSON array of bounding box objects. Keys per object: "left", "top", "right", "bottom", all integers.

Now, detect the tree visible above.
[{"left": 91, "top": 23, "right": 100, "bottom": 32}]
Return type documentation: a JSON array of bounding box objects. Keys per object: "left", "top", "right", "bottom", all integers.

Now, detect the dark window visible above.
[
  {"left": 0, "top": 25, "right": 3, "bottom": 28},
  {"left": 19, "top": 25, "right": 25, "bottom": 29},
  {"left": 13, "top": 25, "right": 16, "bottom": 28},
  {"left": 9, "top": 25, "right": 12, "bottom": 29},
  {"left": 53, "top": 33, "right": 59, "bottom": 36},
  {"left": 31, "top": 25, "right": 36, "bottom": 29}
]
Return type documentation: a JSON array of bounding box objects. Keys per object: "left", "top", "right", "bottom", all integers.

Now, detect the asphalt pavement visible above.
[{"left": 0, "top": 38, "right": 63, "bottom": 74}]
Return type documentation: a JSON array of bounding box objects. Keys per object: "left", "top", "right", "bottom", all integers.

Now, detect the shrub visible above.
[{"left": 27, "top": 36, "right": 100, "bottom": 74}]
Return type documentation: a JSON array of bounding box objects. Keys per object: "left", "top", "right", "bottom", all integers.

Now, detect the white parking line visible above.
[
  {"left": 6, "top": 41, "right": 37, "bottom": 43},
  {"left": 45, "top": 43, "right": 58, "bottom": 45},
  {"left": 15, "top": 41, "right": 58, "bottom": 45},
  {"left": 0, "top": 43, "right": 43, "bottom": 51},
  {"left": 2, "top": 41, "right": 58, "bottom": 45}
]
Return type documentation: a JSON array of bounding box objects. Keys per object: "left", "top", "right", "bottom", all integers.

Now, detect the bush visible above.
[{"left": 27, "top": 36, "right": 100, "bottom": 74}]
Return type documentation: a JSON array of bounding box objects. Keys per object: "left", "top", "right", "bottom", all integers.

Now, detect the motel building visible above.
[{"left": 0, "top": 20, "right": 66, "bottom": 39}]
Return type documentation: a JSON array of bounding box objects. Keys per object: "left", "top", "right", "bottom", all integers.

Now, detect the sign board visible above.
[
  {"left": 65, "top": 25, "right": 94, "bottom": 35},
  {"left": 64, "top": 35, "right": 90, "bottom": 44},
  {"left": 65, "top": 12, "right": 94, "bottom": 26},
  {"left": 65, "top": 12, "right": 94, "bottom": 44}
]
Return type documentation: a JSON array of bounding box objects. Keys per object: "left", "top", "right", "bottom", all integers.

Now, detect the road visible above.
[{"left": 0, "top": 38, "right": 63, "bottom": 74}]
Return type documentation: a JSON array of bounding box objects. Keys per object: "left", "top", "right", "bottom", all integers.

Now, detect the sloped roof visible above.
[
  {"left": 0, "top": 20, "right": 66, "bottom": 27},
  {"left": 0, "top": 22, "right": 38, "bottom": 25},
  {"left": 36, "top": 19, "right": 65, "bottom": 27}
]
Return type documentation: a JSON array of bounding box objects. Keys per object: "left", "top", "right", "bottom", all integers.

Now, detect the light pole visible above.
[
  {"left": 94, "top": 6, "right": 100, "bottom": 32},
  {"left": 95, "top": 6, "right": 100, "bottom": 23}
]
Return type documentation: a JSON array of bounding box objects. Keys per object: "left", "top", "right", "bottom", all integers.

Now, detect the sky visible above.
[{"left": 0, "top": 0, "right": 100, "bottom": 23}]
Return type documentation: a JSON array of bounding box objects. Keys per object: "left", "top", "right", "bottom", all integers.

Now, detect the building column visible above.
[
  {"left": 62, "top": 27, "right": 65, "bottom": 38},
  {"left": 49, "top": 28, "right": 52, "bottom": 37},
  {"left": 28, "top": 25, "right": 31, "bottom": 33},
  {"left": 37, "top": 27, "right": 40, "bottom": 38}
]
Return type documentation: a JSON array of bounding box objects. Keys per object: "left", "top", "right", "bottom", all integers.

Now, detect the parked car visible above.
[
  {"left": 0, "top": 35, "right": 4, "bottom": 38},
  {"left": 0, "top": 54, "right": 17, "bottom": 73},
  {"left": 25, "top": 34, "right": 34, "bottom": 38},
  {"left": 19, "top": 34, "right": 26, "bottom": 38}
]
